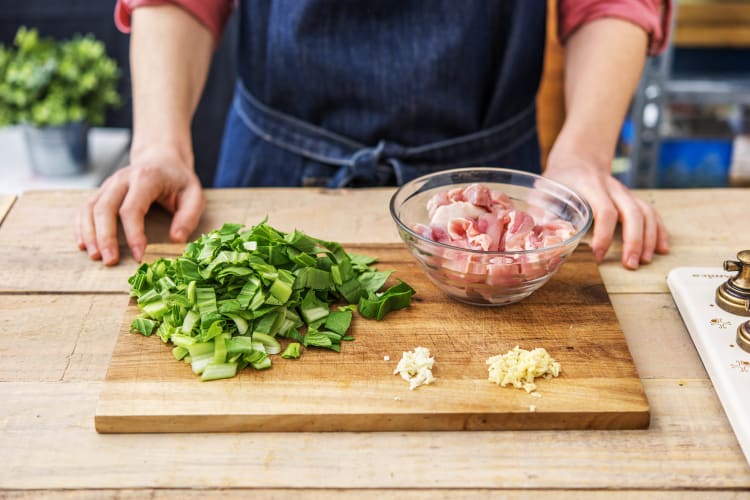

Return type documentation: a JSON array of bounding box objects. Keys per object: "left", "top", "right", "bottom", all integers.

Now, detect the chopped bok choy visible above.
[{"left": 128, "top": 221, "right": 415, "bottom": 381}]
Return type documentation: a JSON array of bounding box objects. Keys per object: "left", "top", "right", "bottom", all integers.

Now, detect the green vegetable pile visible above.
[
  {"left": 128, "top": 221, "right": 415, "bottom": 381},
  {"left": 0, "top": 27, "right": 121, "bottom": 127}
]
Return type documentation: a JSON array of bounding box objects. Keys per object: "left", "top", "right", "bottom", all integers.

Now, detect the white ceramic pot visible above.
[{"left": 23, "top": 121, "right": 89, "bottom": 176}]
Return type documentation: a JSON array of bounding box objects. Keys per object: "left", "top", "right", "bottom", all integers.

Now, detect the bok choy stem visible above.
[{"left": 128, "top": 220, "right": 415, "bottom": 381}]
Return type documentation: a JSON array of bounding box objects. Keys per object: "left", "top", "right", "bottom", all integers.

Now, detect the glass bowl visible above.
[{"left": 389, "top": 167, "right": 593, "bottom": 306}]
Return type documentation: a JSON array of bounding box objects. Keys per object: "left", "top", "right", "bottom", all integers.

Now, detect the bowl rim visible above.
[{"left": 389, "top": 167, "right": 594, "bottom": 256}]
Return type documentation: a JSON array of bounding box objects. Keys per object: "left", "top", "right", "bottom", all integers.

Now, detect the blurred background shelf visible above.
[
  {"left": 665, "top": 78, "right": 750, "bottom": 105},
  {"left": 627, "top": 0, "right": 750, "bottom": 189},
  {"left": 673, "top": 0, "right": 750, "bottom": 48}
]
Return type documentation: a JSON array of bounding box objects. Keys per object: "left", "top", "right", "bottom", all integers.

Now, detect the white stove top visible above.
[{"left": 667, "top": 267, "right": 750, "bottom": 466}]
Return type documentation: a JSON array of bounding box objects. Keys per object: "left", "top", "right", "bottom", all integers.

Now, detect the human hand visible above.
[
  {"left": 76, "top": 151, "right": 205, "bottom": 266},
  {"left": 543, "top": 155, "right": 669, "bottom": 270}
]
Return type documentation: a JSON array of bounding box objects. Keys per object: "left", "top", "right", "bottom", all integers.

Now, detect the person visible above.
[{"left": 77, "top": 0, "right": 671, "bottom": 269}]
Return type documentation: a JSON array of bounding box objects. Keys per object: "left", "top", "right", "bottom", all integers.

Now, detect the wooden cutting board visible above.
[{"left": 95, "top": 243, "right": 649, "bottom": 433}]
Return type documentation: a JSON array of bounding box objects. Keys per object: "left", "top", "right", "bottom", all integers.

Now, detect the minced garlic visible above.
[
  {"left": 486, "top": 346, "right": 560, "bottom": 393},
  {"left": 394, "top": 346, "right": 435, "bottom": 390}
]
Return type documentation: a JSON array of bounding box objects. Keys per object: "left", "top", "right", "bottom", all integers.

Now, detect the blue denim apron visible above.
[{"left": 214, "top": 0, "right": 546, "bottom": 188}]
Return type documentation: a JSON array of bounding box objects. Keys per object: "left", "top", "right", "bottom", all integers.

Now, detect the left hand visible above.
[{"left": 543, "top": 154, "right": 669, "bottom": 270}]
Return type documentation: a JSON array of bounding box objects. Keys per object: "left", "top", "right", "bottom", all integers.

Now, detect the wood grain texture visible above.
[
  {"left": 2, "top": 188, "right": 750, "bottom": 493},
  {"left": 96, "top": 243, "right": 648, "bottom": 433},
  {"left": 0, "top": 294, "right": 127, "bottom": 382},
  {"left": 0, "top": 194, "right": 15, "bottom": 226},
  {"left": 2, "top": 188, "right": 747, "bottom": 294},
  {"left": 597, "top": 189, "right": 750, "bottom": 294},
  {"left": 610, "top": 294, "right": 708, "bottom": 380},
  {"left": 4, "top": 381, "right": 749, "bottom": 489},
  {"left": 3, "top": 491, "right": 747, "bottom": 500},
  {"left": 0, "top": 291, "right": 708, "bottom": 385},
  {"left": 0, "top": 188, "right": 397, "bottom": 293}
]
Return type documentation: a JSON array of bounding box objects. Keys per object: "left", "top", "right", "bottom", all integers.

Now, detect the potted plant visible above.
[{"left": 0, "top": 26, "right": 122, "bottom": 176}]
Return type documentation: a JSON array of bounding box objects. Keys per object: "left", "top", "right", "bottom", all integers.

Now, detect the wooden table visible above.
[
  {"left": 1, "top": 188, "right": 749, "bottom": 497},
  {"left": 0, "top": 194, "right": 14, "bottom": 226}
]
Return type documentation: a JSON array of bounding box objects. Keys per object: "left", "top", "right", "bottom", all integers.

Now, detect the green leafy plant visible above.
[{"left": 0, "top": 26, "right": 122, "bottom": 127}]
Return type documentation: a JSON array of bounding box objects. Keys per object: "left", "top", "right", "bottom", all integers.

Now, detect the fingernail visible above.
[
  {"left": 173, "top": 228, "right": 188, "bottom": 242},
  {"left": 101, "top": 248, "right": 113, "bottom": 264},
  {"left": 627, "top": 254, "right": 640, "bottom": 269},
  {"left": 131, "top": 245, "right": 144, "bottom": 262},
  {"left": 642, "top": 251, "right": 654, "bottom": 263},
  {"left": 594, "top": 249, "right": 605, "bottom": 262},
  {"left": 87, "top": 246, "right": 99, "bottom": 258}
]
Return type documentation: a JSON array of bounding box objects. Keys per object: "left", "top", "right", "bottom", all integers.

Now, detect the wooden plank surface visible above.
[
  {"left": 611, "top": 294, "right": 707, "bottom": 379},
  {"left": 0, "top": 188, "right": 399, "bottom": 293},
  {"left": 598, "top": 189, "right": 750, "bottom": 294},
  {"left": 3, "top": 490, "right": 746, "bottom": 500},
  {"left": 2, "top": 188, "right": 750, "bottom": 493},
  {"left": 0, "top": 194, "right": 15, "bottom": 226},
  {"left": 4, "top": 380, "right": 749, "bottom": 489},
  {"left": 0, "top": 294, "right": 127, "bottom": 383},
  {"left": 0, "top": 292, "right": 706, "bottom": 386},
  {"left": 1, "top": 188, "right": 746, "bottom": 294},
  {"left": 96, "top": 243, "right": 648, "bottom": 433}
]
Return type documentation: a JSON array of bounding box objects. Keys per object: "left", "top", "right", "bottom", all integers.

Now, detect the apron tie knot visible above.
[{"left": 330, "top": 140, "right": 405, "bottom": 187}]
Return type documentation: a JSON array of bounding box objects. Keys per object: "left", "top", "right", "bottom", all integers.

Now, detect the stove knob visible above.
[
  {"left": 716, "top": 250, "right": 750, "bottom": 316},
  {"left": 738, "top": 321, "right": 750, "bottom": 354}
]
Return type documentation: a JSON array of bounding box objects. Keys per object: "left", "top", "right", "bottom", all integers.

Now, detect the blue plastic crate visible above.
[{"left": 658, "top": 138, "right": 733, "bottom": 188}]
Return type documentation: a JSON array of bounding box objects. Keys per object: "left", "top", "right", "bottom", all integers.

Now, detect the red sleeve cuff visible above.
[
  {"left": 114, "top": 0, "right": 233, "bottom": 42},
  {"left": 558, "top": 0, "right": 673, "bottom": 55}
]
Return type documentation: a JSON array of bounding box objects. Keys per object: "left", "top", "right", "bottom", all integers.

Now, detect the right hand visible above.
[
  {"left": 544, "top": 152, "right": 669, "bottom": 270},
  {"left": 76, "top": 151, "right": 205, "bottom": 266}
]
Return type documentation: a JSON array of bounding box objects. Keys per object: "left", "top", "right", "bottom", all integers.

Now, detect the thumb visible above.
[{"left": 169, "top": 182, "right": 205, "bottom": 242}]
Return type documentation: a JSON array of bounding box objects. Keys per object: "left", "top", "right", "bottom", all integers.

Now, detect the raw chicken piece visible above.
[
  {"left": 476, "top": 207, "right": 507, "bottom": 252},
  {"left": 490, "top": 189, "right": 513, "bottom": 209},
  {"left": 419, "top": 184, "right": 575, "bottom": 253},
  {"left": 447, "top": 217, "right": 475, "bottom": 241},
  {"left": 426, "top": 191, "right": 450, "bottom": 218},
  {"left": 462, "top": 183, "right": 493, "bottom": 209},
  {"left": 412, "top": 223, "right": 434, "bottom": 240},
  {"left": 429, "top": 202, "right": 487, "bottom": 232},
  {"left": 486, "top": 258, "right": 523, "bottom": 287},
  {"left": 447, "top": 187, "right": 466, "bottom": 202},
  {"left": 501, "top": 209, "right": 536, "bottom": 251},
  {"left": 541, "top": 220, "right": 576, "bottom": 246},
  {"left": 411, "top": 183, "right": 579, "bottom": 303}
]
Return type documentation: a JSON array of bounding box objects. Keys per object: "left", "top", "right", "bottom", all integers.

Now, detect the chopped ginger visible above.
[{"left": 487, "top": 346, "right": 560, "bottom": 393}]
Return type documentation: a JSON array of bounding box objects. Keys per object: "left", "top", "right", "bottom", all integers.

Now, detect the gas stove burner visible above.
[
  {"left": 738, "top": 319, "right": 750, "bottom": 353},
  {"left": 715, "top": 250, "right": 750, "bottom": 353},
  {"left": 668, "top": 264, "right": 750, "bottom": 466}
]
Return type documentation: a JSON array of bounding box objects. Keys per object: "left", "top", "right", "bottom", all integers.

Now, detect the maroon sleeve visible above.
[
  {"left": 114, "top": 0, "right": 233, "bottom": 42},
  {"left": 558, "top": 0, "right": 673, "bottom": 55}
]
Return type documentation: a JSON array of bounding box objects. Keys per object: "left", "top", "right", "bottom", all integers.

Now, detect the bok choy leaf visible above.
[{"left": 127, "top": 220, "right": 415, "bottom": 381}]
